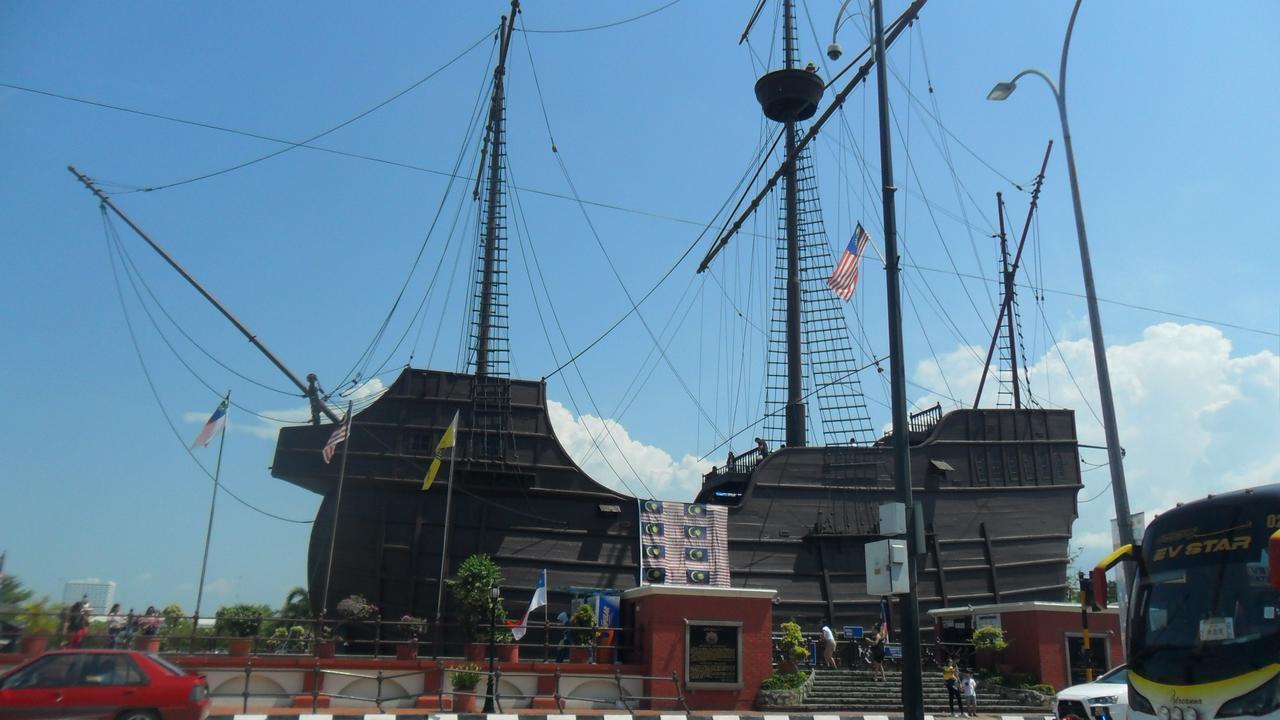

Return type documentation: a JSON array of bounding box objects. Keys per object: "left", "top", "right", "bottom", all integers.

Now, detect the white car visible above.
[{"left": 1056, "top": 665, "right": 1128, "bottom": 720}]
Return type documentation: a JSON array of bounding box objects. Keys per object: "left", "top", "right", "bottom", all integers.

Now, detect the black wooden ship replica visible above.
[
  {"left": 270, "top": 0, "right": 1082, "bottom": 638},
  {"left": 78, "top": 0, "right": 1082, "bottom": 643}
]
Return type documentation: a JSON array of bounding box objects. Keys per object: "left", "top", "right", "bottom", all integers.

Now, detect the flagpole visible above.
[
  {"left": 194, "top": 391, "right": 230, "bottom": 626},
  {"left": 433, "top": 414, "right": 461, "bottom": 652},
  {"left": 321, "top": 402, "right": 354, "bottom": 617}
]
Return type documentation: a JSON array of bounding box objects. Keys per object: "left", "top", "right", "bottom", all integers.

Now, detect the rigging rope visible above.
[
  {"left": 102, "top": 208, "right": 313, "bottom": 524},
  {"left": 517, "top": 0, "right": 683, "bottom": 34}
]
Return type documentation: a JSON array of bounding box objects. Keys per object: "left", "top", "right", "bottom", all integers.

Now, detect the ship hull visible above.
[{"left": 272, "top": 368, "right": 1080, "bottom": 639}]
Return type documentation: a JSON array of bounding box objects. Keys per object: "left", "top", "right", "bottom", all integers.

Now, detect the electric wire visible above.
[
  {"left": 517, "top": 0, "right": 683, "bottom": 34},
  {"left": 102, "top": 208, "right": 312, "bottom": 524},
  {"left": 129, "top": 28, "right": 493, "bottom": 193}
]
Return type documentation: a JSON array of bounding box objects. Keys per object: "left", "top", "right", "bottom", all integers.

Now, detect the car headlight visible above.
[
  {"left": 1219, "top": 673, "right": 1280, "bottom": 718},
  {"left": 1089, "top": 696, "right": 1120, "bottom": 705}
]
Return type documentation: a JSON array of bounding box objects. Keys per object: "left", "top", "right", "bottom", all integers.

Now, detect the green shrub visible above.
[
  {"left": 335, "top": 594, "right": 377, "bottom": 620},
  {"left": 779, "top": 620, "right": 809, "bottom": 662},
  {"left": 215, "top": 603, "right": 272, "bottom": 638},
  {"left": 971, "top": 625, "right": 1008, "bottom": 652},
  {"left": 1029, "top": 683, "right": 1055, "bottom": 696},
  {"left": 760, "top": 670, "right": 808, "bottom": 690},
  {"left": 448, "top": 554, "right": 507, "bottom": 642},
  {"left": 449, "top": 662, "right": 483, "bottom": 690},
  {"left": 21, "top": 598, "right": 62, "bottom": 635},
  {"left": 570, "top": 603, "right": 598, "bottom": 645}
]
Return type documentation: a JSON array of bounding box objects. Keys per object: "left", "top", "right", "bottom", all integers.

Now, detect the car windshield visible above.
[
  {"left": 1095, "top": 666, "right": 1126, "bottom": 684},
  {"left": 1132, "top": 506, "right": 1280, "bottom": 684},
  {"left": 145, "top": 653, "right": 187, "bottom": 676}
]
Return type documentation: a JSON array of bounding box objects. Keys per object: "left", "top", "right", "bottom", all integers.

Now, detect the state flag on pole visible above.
[
  {"left": 828, "top": 223, "right": 871, "bottom": 301},
  {"left": 421, "top": 410, "right": 459, "bottom": 490},
  {"left": 512, "top": 569, "right": 547, "bottom": 641},
  {"left": 322, "top": 413, "right": 350, "bottom": 464},
  {"left": 191, "top": 400, "right": 228, "bottom": 448}
]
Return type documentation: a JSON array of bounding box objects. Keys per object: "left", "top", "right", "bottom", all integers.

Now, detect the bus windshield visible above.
[{"left": 1131, "top": 505, "right": 1280, "bottom": 685}]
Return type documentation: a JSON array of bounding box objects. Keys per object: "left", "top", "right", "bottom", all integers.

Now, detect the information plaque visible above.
[{"left": 685, "top": 621, "right": 742, "bottom": 689}]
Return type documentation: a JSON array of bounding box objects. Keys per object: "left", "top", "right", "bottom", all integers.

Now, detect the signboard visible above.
[
  {"left": 843, "top": 625, "right": 863, "bottom": 639},
  {"left": 685, "top": 621, "right": 742, "bottom": 689},
  {"left": 975, "top": 613, "right": 1002, "bottom": 630},
  {"left": 640, "top": 500, "right": 731, "bottom": 587}
]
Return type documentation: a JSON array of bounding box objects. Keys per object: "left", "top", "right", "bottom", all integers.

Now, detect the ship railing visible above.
[
  {"left": 909, "top": 402, "right": 943, "bottom": 434},
  {"left": 704, "top": 444, "right": 768, "bottom": 480}
]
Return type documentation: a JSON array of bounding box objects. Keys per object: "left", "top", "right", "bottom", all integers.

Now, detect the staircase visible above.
[{"left": 783, "top": 668, "right": 1052, "bottom": 714}]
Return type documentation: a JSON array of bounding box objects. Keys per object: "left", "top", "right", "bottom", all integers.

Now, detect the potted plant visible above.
[
  {"left": 396, "top": 615, "right": 427, "bottom": 660},
  {"left": 18, "top": 598, "right": 61, "bottom": 656},
  {"left": 569, "top": 603, "right": 597, "bottom": 663},
  {"left": 448, "top": 662, "right": 483, "bottom": 713},
  {"left": 214, "top": 603, "right": 271, "bottom": 656},
  {"left": 267, "top": 625, "right": 309, "bottom": 654},
  {"left": 495, "top": 625, "right": 518, "bottom": 663},
  {"left": 971, "top": 625, "right": 1009, "bottom": 672},
  {"left": 313, "top": 624, "right": 337, "bottom": 658},
  {"left": 777, "top": 620, "right": 809, "bottom": 673},
  {"left": 447, "top": 554, "right": 507, "bottom": 658}
]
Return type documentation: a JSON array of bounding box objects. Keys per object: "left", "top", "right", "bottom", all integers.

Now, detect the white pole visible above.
[
  {"left": 321, "top": 402, "right": 354, "bottom": 617},
  {"left": 434, "top": 415, "right": 461, "bottom": 635},
  {"left": 194, "top": 391, "right": 230, "bottom": 622}
]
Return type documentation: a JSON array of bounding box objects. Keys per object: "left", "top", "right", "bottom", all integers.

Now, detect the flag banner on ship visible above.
[
  {"left": 512, "top": 569, "right": 547, "bottom": 641},
  {"left": 191, "top": 399, "right": 228, "bottom": 448},
  {"left": 639, "top": 499, "right": 730, "bottom": 587},
  {"left": 422, "top": 410, "right": 459, "bottom": 490},
  {"left": 322, "top": 413, "right": 350, "bottom": 464},
  {"left": 827, "top": 223, "right": 870, "bottom": 301}
]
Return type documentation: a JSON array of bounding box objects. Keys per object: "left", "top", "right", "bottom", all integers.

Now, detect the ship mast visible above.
[
  {"left": 781, "top": 0, "right": 806, "bottom": 448},
  {"left": 68, "top": 165, "right": 340, "bottom": 425},
  {"left": 474, "top": 0, "right": 518, "bottom": 378}
]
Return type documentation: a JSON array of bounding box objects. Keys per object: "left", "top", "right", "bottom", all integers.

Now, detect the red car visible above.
[{"left": 0, "top": 649, "right": 210, "bottom": 720}]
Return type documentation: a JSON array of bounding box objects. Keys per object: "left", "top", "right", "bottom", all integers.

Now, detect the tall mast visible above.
[
  {"left": 69, "top": 166, "right": 340, "bottom": 425},
  {"left": 782, "top": 0, "right": 806, "bottom": 448},
  {"left": 475, "top": 1, "right": 518, "bottom": 378},
  {"left": 972, "top": 140, "right": 1053, "bottom": 408},
  {"left": 998, "top": 194, "right": 1022, "bottom": 409}
]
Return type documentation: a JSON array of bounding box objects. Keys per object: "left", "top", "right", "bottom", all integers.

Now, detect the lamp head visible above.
[
  {"left": 987, "top": 80, "right": 1017, "bottom": 101},
  {"left": 489, "top": 586, "right": 500, "bottom": 599}
]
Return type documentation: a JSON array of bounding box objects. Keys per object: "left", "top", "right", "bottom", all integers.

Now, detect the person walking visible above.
[
  {"left": 962, "top": 670, "right": 978, "bottom": 717},
  {"left": 944, "top": 659, "right": 963, "bottom": 716},
  {"left": 867, "top": 627, "right": 887, "bottom": 681},
  {"left": 820, "top": 621, "right": 837, "bottom": 668}
]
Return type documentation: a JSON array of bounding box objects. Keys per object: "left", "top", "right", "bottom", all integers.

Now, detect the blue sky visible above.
[{"left": 2, "top": 1, "right": 1276, "bottom": 613}]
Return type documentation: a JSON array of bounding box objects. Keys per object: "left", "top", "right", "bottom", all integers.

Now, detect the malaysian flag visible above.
[
  {"left": 828, "top": 223, "right": 871, "bottom": 301},
  {"left": 191, "top": 400, "right": 228, "bottom": 448},
  {"left": 322, "top": 414, "right": 350, "bottom": 464}
]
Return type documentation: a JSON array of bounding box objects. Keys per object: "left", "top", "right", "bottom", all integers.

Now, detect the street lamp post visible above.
[
  {"left": 987, "top": 0, "right": 1136, "bottom": 555},
  {"left": 483, "top": 586, "right": 499, "bottom": 713}
]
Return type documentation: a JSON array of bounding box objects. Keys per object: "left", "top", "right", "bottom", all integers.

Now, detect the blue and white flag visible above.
[
  {"left": 191, "top": 400, "right": 228, "bottom": 448},
  {"left": 512, "top": 569, "right": 547, "bottom": 640}
]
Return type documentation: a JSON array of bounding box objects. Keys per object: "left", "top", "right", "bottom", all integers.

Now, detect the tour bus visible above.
[{"left": 1093, "top": 485, "right": 1280, "bottom": 720}]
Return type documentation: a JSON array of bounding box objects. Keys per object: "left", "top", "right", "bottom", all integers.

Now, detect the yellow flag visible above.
[{"left": 422, "top": 410, "right": 459, "bottom": 490}]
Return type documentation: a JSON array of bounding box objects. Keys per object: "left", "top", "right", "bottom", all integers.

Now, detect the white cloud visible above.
[
  {"left": 204, "top": 577, "right": 235, "bottom": 596},
  {"left": 547, "top": 400, "right": 712, "bottom": 502},
  {"left": 912, "top": 322, "right": 1280, "bottom": 569}
]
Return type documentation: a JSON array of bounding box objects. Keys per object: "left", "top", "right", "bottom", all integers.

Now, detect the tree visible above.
[
  {"left": 0, "top": 573, "right": 34, "bottom": 610},
  {"left": 448, "top": 554, "right": 507, "bottom": 642},
  {"left": 280, "top": 587, "right": 311, "bottom": 620}
]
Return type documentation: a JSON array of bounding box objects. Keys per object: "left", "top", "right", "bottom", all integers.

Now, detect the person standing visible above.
[
  {"left": 65, "top": 601, "right": 88, "bottom": 648},
  {"left": 962, "top": 670, "right": 978, "bottom": 717},
  {"left": 943, "top": 659, "right": 963, "bottom": 716},
  {"left": 106, "top": 604, "right": 125, "bottom": 649},
  {"left": 820, "top": 621, "right": 837, "bottom": 668},
  {"left": 867, "top": 627, "right": 887, "bottom": 681}
]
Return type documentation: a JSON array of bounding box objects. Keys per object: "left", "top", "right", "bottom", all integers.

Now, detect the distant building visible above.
[{"left": 62, "top": 579, "right": 116, "bottom": 612}]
